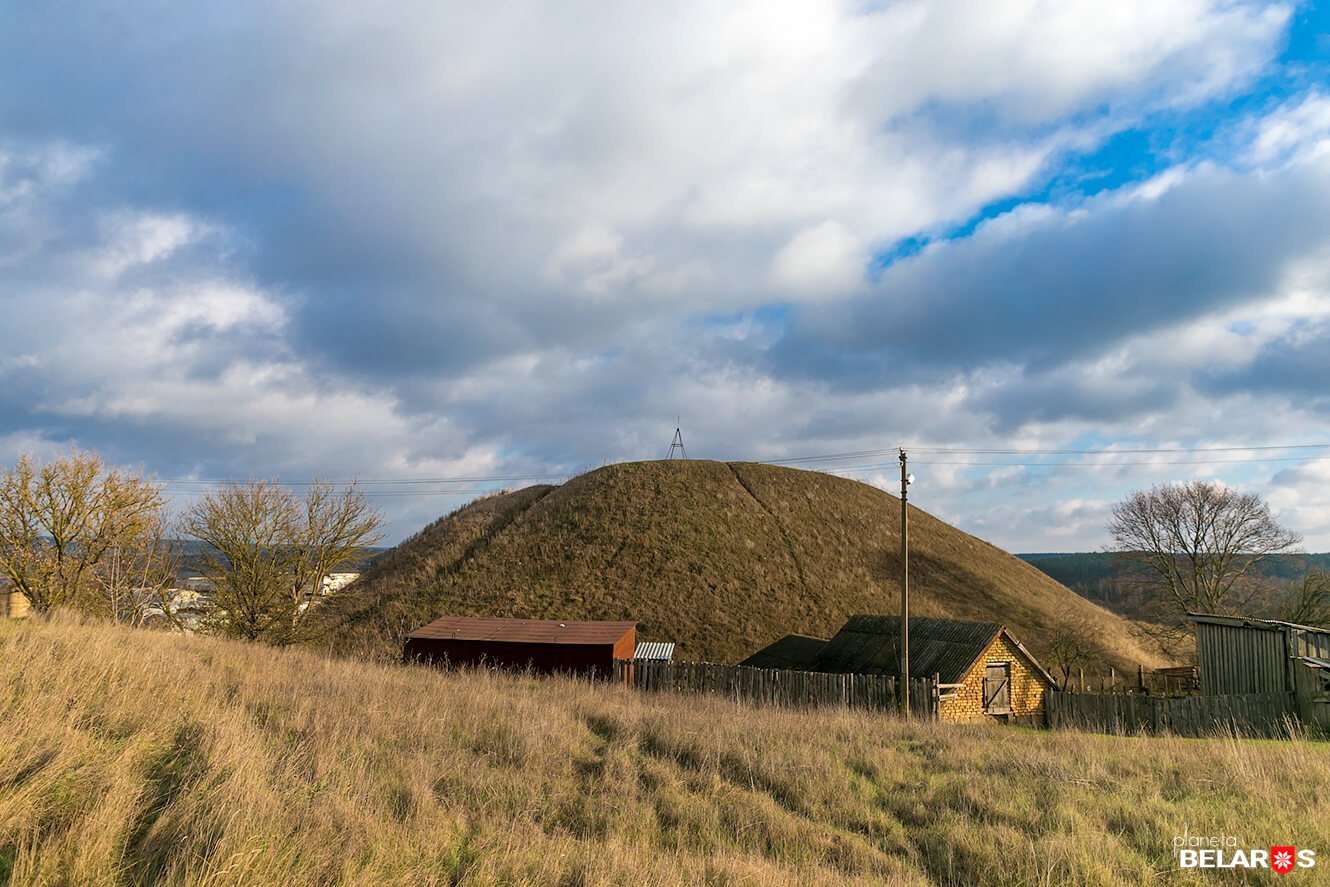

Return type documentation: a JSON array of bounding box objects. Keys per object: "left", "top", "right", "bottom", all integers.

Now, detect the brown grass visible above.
[
  {"left": 318, "top": 460, "right": 1162, "bottom": 669},
  {"left": 3, "top": 616, "right": 1327, "bottom": 886}
]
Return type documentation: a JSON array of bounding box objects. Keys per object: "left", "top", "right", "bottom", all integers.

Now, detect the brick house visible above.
[
  {"left": 1, "top": 582, "right": 29, "bottom": 620},
  {"left": 743, "top": 615, "right": 1056, "bottom": 724}
]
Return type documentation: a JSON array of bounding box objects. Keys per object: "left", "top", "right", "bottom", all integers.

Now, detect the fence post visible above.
[{"left": 932, "top": 672, "right": 941, "bottom": 719}]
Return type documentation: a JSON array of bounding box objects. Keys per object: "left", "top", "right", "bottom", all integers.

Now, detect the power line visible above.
[
  {"left": 909, "top": 443, "right": 1330, "bottom": 455},
  {"left": 145, "top": 440, "right": 1330, "bottom": 496},
  {"left": 816, "top": 454, "right": 1330, "bottom": 472}
]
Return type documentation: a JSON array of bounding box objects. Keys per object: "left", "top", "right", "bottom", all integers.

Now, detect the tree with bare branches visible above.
[
  {"left": 88, "top": 514, "right": 183, "bottom": 626},
  {"left": 0, "top": 450, "right": 166, "bottom": 615},
  {"left": 183, "top": 480, "right": 384, "bottom": 643},
  {"left": 1281, "top": 571, "right": 1330, "bottom": 628},
  {"left": 1044, "top": 614, "right": 1100, "bottom": 690},
  {"left": 1107, "top": 481, "right": 1301, "bottom": 646}
]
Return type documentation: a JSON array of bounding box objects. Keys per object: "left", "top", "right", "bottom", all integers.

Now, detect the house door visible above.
[{"left": 983, "top": 663, "right": 1011, "bottom": 715}]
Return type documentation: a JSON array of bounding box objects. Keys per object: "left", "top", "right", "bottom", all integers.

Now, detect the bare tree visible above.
[
  {"left": 0, "top": 449, "right": 166, "bottom": 615},
  {"left": 1281, "top": 571, "right": 1330, "bottom": 628},
  {"left": 88, "top": 513, "right": 183, "bottom": 626},
  {"left": 1044, "top": 615, "right": 1100, "bottom": 690},
  {"left": 1107, "top": 481, "right": 1301, "bottom": 645},
  {"left": 183, "top": 480, "right": 384, "bottom": 643}
]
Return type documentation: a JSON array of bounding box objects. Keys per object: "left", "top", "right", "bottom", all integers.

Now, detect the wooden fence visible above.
[
  {"left": 1045, "top": 689, "right": 1295, "bottom": 737},
  {"left": 617, "top": 659, "right": 939, "bottom": 718}
]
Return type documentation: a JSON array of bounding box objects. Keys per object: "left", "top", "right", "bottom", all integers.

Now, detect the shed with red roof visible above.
[{"left": 404, "top": 615, "right": 636, "bottom": 678}]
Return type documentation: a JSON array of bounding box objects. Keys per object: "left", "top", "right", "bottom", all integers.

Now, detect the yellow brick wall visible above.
[
  {"left": 2, "top": 590, "right": 30, "bottom": 619},
  {"left": 940, "top": 632, "right": 1048, "bottom": 723}
]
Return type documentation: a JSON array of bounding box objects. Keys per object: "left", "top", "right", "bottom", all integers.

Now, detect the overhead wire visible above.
[{"left": 146, "top": 440, "right": 1330, "bottom": 498}]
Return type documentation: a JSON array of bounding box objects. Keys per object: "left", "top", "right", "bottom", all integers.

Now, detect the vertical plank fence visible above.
[
  {"left": 1045, "top": 689, "right": 1295, "bottom": 737},
  {"left": 616, "top": 659, "right": 938, "bottom": 718}
]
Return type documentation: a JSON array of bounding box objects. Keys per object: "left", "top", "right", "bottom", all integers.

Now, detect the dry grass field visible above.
[
  {"left": 2, "top": 616, "right": 1327, "bottom": 886},
  {"left": 320, "top": 460, "right": 1160, "bottom": 670}
]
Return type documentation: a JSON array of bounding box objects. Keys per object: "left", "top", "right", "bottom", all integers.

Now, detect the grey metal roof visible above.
[
  {"left": 634, "top": 641, "right": 675, "bottom": 661},
  {"left": 1187, "top": 613, "right": 1330, "bottom": 635},
  {"left": 739, "top": 634, "right": 828, "bottom": 670},
  {"left": 811, "top": 615, "right": 1003, "bottom": 684}
]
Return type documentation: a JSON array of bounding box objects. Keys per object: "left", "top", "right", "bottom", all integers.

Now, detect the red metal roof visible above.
[{"left": 407, "top": 615, "right": 636, "bottom": 645}]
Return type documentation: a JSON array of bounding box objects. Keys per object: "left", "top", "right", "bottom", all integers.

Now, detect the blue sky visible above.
[{"left": 3, "top": 1, "right": 1330, "bottom": 549}]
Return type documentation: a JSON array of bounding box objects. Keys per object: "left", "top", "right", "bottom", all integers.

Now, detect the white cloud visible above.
[{"left": 772, "top": 220, "right": 862, "bottom": 297}]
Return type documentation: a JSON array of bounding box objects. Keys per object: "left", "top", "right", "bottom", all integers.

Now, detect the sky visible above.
[{"left": 3, "top": 1, "right": 1330, "bottom": 550}]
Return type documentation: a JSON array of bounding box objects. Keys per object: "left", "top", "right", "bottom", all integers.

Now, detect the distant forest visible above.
[{"left": 1019, "top": 551, "right": 1330, "bottom": 619}]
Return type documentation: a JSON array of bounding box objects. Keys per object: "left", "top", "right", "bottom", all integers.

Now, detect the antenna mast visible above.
[{"left": 667, "top": 417, "right": 688, "bottom": 459}]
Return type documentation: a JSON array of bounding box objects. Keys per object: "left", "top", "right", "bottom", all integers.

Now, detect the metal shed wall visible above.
[{"left": 1196, "top": 621, "right": 1287, "bottom": 695}]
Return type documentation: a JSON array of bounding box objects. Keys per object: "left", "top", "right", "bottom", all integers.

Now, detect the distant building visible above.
[
  {"left": 1, "top": 583, "right": 29, "bottom": 619},
  {"left": 741, "top": 615, "right": 1055, "bottom": 724},
  {"left": 321, "top": 572, "right": 360, "bottom": 594},
  {"left": 404, "top": 615, "right": 636, "bottom": 678},
  {"left": 140, "top": 587, "right": 213, "bottom": 633}
]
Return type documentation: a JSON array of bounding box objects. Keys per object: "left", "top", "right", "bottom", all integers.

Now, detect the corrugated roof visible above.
[
  {"left": 811, "top": 615, "right": 1003, "bottom": 684},
  {"left": 739, "top": 634, "right": 828, "bottom": 670},
  {"left": 407, "top": 616, "right": 636, "bottom": 645},
  {"left": 1188, "top": 613, "right": 1330, "bottom": 635},
  {"left": 634, "top": 641, "right": 675, "bottom": 661}
]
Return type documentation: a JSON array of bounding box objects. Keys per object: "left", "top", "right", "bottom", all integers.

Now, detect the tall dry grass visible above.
[{"left": 1, "top": 615, "right": 1327, "bottom": 886}]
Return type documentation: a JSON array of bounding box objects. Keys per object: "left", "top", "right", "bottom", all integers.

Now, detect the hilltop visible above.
[{"left": 319, "top": 460, "right": 1160, "bottom": 669}]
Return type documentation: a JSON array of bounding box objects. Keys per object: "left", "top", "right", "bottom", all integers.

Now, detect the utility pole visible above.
[{"left": 899, "top": 447, "right": 911, "bottom": 718}]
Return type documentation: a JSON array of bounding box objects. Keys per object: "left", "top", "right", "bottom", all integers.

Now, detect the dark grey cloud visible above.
[
  {"left": 775, "top": 159, "right": 1330, "bottom": 391},
  {"left": 1196, "top": 319, "right": 1330, "bottom": 407}
]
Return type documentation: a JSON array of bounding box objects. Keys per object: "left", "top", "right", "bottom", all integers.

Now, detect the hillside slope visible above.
[
  {"left": 320, "top": 460, "right": 1160, "bottom": 669},
  {"left": 3, "top": 618, "right": 1325, "bottom": 886}
]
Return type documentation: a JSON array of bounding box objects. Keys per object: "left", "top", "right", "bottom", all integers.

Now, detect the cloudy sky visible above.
[{"left": 4, "top": 1, "right": 1330, "bottom": 549}]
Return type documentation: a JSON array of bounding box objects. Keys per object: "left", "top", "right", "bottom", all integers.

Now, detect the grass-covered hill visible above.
[
  {"left": 2, "top": 616, "right": 1326, "bottom": 886},
  {"left": 319, "top": 460, "right": 1161, "bottom": 669}
]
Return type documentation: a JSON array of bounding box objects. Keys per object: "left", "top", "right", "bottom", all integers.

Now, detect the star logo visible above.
[{"left": 1271, "top": 847, "right": 1297, "bottom": 875}]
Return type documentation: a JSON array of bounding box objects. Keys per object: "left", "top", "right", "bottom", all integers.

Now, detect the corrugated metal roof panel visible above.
[
  {"left": 407, "top": 615, "right": 636, "bottom": 645},
  {"left": 1188, "top": 613, "right": 1330, "bottom": 635},
  {"left": 811, "top": 615, "right": 1002, "bottom": 684},
  {"left": 634, "top": 641, "right": 675, "bottom": 661},
  {"left": 739, "top": 634, "right": 828, "bottom": 670}
]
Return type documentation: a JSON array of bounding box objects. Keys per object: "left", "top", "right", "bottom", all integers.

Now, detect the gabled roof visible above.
[
  {"left": 407, "top": 616, "right": 635, "bottom": 645},
  {"left": 739, "top": 634, "right": 828, "bottom": 670},
  {"left": 812, "top": 615, "right": 1001, "bottom": 683},
  {"left": 809, "top": 615, "right": 1055, "bottom": 687}
]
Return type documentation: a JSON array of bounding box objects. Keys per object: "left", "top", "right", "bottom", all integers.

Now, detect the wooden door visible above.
[{"left": 983, "top": 663, "right": 1011, "bottom": 714}]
